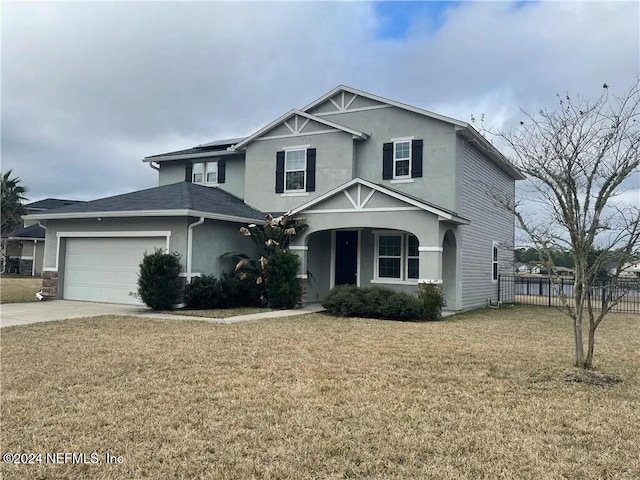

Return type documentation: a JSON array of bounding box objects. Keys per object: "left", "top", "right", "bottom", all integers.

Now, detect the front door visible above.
[{"left": 335, "top": 231, "right": 358, "bottom": 286}]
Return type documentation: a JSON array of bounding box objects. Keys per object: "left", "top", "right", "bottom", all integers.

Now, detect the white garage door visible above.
[{"left": 63, "top": 237, "right": 166, "bottom": 305}]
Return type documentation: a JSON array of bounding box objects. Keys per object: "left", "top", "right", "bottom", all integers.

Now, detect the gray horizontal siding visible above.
[{"left": 460, "top": 141, "right": 515, "bottom": 310}]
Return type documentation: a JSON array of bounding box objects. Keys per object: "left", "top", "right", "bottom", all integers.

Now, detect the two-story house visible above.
[{"left": 27, "top": 85, "right": 524, "bottom": 309}]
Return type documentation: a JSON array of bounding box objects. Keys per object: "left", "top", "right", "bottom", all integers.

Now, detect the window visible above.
[
  {"left": 192, "top": 161, "right": 218, "bottom": 185},
  {"left": 492, "top": 242, "right": 499, "bottom": 282},
  {"left": 374, "top": 232, "right": 419, "bottom": 282},
  {"left": 285, "top": 149, "right": 306, "bottom": 192},
  {"left": 394, "top": 140, "right": 411, "bottom": 178},
  {"left": 383, "top": 139, "right": 422, "bottom": 180}
]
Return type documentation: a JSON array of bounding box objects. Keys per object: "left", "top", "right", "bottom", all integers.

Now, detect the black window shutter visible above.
[
  {"left": 411, "top": 139, "right": 423, "bottom": 178},
  {"left": 306, "top": 148, "right": 316, "bottom": 192},
  {"left": 382, "top": 142, "right": 393, "bottom": 180},
  {"left": 275, "top": 151, "right": 285, "bottom": 193},
  {"left": 185, "top": 162, "right": 193, "bottom": 182},
  {"left": 217, "top": 159, "right": 226, "bottom": 184}
]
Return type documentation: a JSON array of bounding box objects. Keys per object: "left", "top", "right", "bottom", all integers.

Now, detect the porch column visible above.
[
  {"left": 418, "top": 246, "right": 442, "bottom": 285},
  {"left": 289, "top": 245, "right": 308, "bottom": 306},
  {"left": 32, "top": 240, "right": 37, "bottom": 276}
]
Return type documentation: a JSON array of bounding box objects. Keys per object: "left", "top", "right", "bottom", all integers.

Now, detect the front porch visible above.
[{"left": 293, "top": 225, "right": 461, "bottom": 310}]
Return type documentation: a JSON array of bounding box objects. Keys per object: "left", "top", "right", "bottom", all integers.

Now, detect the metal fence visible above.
[{"left": 498, "top": 275, "right": 640, "bottom": 314}]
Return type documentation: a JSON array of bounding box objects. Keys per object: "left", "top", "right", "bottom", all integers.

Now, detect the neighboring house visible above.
[
  {"left": 2, "top": 199, "right": 84, "bottom": 275},
  {"left": 613, "top": 262, "right": 640, "bottom": 278},
  {"left": 26, "top": 85, "right": 525, "bottom": 309},
  {"left": 514, "top": 262, "right": 532, "bottom": 274}
]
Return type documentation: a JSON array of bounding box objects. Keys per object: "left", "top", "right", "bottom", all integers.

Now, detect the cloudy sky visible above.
[{"left": 2, "top": 0, "right": 639, "bottom": 203}]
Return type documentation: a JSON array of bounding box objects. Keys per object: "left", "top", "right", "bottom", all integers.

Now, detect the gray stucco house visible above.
[{"left": 27, "top": 85, "right": 524, "bottom": 310}]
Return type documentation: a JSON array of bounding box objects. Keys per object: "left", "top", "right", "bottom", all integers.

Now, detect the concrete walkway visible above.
[{"left": 0, "top": 300, "right": 325, "bottom": 328}]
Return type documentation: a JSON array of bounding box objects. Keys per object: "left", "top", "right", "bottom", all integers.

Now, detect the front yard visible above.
[
  {"left": 0, "top": 275, "right": 41, "bottom": 303},
  {"left": 1, "top": 307, "right": 638, "bottom": 479}
]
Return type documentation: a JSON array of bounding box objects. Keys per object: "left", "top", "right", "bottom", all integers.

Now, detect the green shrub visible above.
[
  {"left": 417, "top": 283, "right": 446, "bottom": 321},
  {"left": 137, "top": 249, "right": 182, "bottom": 310},
  {"left": 265, "top": 249, "right": 300, "bottom": 308},
  {"left": 184, "top": 273, "right": 263, "bottom": 309},
  {"left": 322, "top": 285, "right": 424, "bottom": 321}
]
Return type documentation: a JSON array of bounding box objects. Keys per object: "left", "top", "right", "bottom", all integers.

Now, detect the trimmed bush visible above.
[
  {"left": 265, "top": 249, "right": 300, "bottom": 308},
  {"left": 321, "top": 285, "right": 424, "bottom": 321},
  {"left": 417, "top": 283, "right": 446, "bottom": 321},
  {"left": 137, "top": 249, "right": 182, "bottom": 310},
  {"left": 184, "top": 273, "right": 263, "bottom": 309}
]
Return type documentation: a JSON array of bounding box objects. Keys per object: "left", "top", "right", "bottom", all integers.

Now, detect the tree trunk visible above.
[
  {"left": 573, "top": 279, "right": 586, "bottom": 368},
  {"left": 584, "top": 322, "right": 596, "bottom": 369}
]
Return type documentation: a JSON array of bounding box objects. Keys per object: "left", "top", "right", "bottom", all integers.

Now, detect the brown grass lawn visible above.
[
  {"left": 1, "top": 307, "right": 639, "bottom": 479},
  {"left": 0, "top": 275, "right": 42, "bottom": 303}
]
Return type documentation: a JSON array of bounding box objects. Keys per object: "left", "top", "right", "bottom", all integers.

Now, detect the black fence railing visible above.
[{"left": 498, "top": 275, "right": 640, "bottom": 314}]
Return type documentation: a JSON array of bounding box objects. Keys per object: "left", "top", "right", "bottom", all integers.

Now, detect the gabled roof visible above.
[
  {"left": 289, "top": 177, "right": 470, "bottom": 225},
  {"left": 25, "top": 198, "right": 85, "bottom": 211},
  {"left": 25, "top": 182, "right": 265, "bottom": 223},
  {"left": 302, "top": 85, "right": 526, "bottom": 181},
  {"left": 5, "top": 224, "right": 46, "bottom": 240},
  {"left": 303, "top": 84, "right": 468, "bottom": 128},
  {"left": 144, "top": 138, "right": 245, "bottom": 163},
  {"left": 231, "top": 109, "right": 369, "bottom": 150}
]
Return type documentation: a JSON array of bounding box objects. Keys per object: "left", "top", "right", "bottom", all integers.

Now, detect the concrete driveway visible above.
[
  {"left": 0, "top": 300, "right": 149, "bottom": 328},
  {"left": 1, "top": 300, "right": 326, "bottom": 328}
]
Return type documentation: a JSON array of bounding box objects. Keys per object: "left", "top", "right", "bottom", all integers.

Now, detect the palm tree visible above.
[{"left": 1, "top": 170, "right": 28, "bottom": 237}]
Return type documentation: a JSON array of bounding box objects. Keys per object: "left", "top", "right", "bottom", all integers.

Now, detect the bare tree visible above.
[{"left": 491, "top": 81, "right": 640, "bottom": 370}]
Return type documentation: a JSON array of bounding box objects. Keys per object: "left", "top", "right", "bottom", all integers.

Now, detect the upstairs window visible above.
[
  {"left": 192, "top": 161, "right": 219, "bottom": 185},
  {"left": 275, "top": 148, "right": 316, "bottom": 194},
  {"left": 383, "top": 139, "right": 423, "bottom": 180},
  {"left": 285, "top": 149, "right": 306, "bottom": 192},
  {"left": 394, "top": 140, "right": 411, "bottom": 178}
]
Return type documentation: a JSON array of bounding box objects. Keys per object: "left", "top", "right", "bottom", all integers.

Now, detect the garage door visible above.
[{"left": 63, "top": 237, "right": 166, "bottom": 305}]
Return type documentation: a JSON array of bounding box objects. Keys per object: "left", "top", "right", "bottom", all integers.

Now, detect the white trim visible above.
[
  {"left": 299, "top": 118, "right": 310, "bottom": 132},
  {"left": 392, "top": 139, "right": 412, "bottom": 180},
  {"left": 295, "top": 274, "right": 308, "bottom": 279},
  {"left": 288, "top": 245, "right": 309, "bottom": 251},
  {"left": 304, "top": 207, "right": 421, "bottom": 214},
  {"left": 142, "top": 150, "right": 238, "bottom": 163},
  {"left": 52, "top": 231, "right": 172, "bottom": 274},
  {"left": 344, "top": 93, "right": 358, "bottom": 110},
  {"left": 391, "top": 136, "right": 415, "bottom": 142},
  {"left": 27, "top": 210, "right": 265, "bottom": 225},
  {"left": 232, "top": 109, "right": 368, "bottom": 150},
  {"left": 179, "top": 272, "right": 201, "bottom": 278},
  {"left": 371, "top": 279, "right": 418, "bottom": 286},
  {"left": 343, "top": 190, "right": 358, "bottom": 209},
  {"left": 389, "top": 179, "right": 415, "bottom": 184},
  {"left": 283, "top": 144, "right": 311, "bottom": 150},
  {"left": 287, "top": 177, "right": 469, "bottom": 224},
  {"left": 43, "top": 267, "right": 58, "bottom": 272},
  {"left": 356, "top": 230, "right": 361, "bottom": 287},
  {"left": 57, "top": 231, "right": 171, "bottom": 239},
  {"left": 254, "top": 129, "right": 342, "bottom": 141},
  {"left": 187, "top": 217, "right": 205, "bottom": 282},
  {"left": 284, "top": 147, "right": 307, "bottom": 193},
  {"left": 329, "top": 231, "right": 336, "bottom": 290},
  {"left": 361, "top": 188, "right": 375, "bottom": 208},
  {"left": 418, "top": 278, "right": 443, "bottom": 284},
  {"left": 418, "top": 246, "right": 443, "bottom": 252},
  {"left": 283, "top": 120, "right": 295, "bottom": 134},
  {"left": 281, "top": 192, "right": 310, "bottom": 198},
  {"left": 373, "top": 231, "right": 420, "bottom": 282},
  {"left": 19, "top": 256, "right": 34, "bottom": 260},
  {"left": 314, "top": 104, "right": 393, "bottom": 116},
  {"left": 492, "top": 241, "right": 499, "bottom": 283}
]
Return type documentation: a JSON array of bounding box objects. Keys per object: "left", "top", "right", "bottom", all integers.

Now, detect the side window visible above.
[{"left": 492, "top": 242, "right": 499, "bottom": 282}]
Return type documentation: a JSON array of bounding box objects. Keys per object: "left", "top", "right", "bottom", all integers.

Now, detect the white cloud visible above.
[{"left": 1, "top": 1, "right": 638, "bottom": 202}]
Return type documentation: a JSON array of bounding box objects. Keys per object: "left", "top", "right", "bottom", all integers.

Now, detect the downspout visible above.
[
  {"left": 187, "top": 217, "right": 205, "bottom": 283},
  {"left": 148, "top": 161, "right": 160, "bottom": 172}
]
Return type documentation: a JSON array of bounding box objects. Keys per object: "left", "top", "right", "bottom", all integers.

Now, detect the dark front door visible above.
[{"left": 335, "top": 231, "right": 358, "bottom": 286}]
